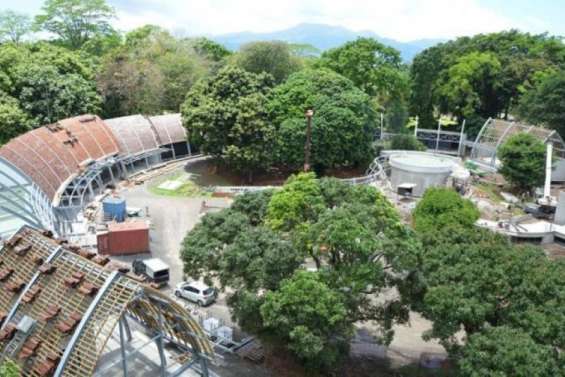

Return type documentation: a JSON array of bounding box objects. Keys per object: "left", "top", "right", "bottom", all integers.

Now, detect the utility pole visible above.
[{"left": 304, "top": 109, "right": 314, "bottom": 172}]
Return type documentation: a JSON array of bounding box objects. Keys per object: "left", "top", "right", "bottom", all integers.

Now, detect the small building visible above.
[{"left": 97, "top": 220, "right": 150, "bottom": 255}]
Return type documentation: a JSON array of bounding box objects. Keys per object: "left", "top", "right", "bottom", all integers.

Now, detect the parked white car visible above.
[{"left": 174, "top": 281, "right": 216, "bottom": 306}]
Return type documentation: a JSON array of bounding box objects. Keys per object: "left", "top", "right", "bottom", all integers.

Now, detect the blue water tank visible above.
[{"left": 103, "top": 196, "right": 126, "bottom": 222}]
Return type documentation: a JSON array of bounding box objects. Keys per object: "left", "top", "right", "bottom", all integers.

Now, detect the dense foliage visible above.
[
  {"left": 518, "top": 70, "right": 565, "bottom": 137},
  {"left": 98, "top": 25, "right": 210, "bottom": 117},
  {"left": 181, "top": 173, "right": 415, "bottom": 370},
  {"left": 0, "top": 42, "right": 100, "bottom": 126},
  {"left": 459, "top": 326, "right": 559, "bottom": 377},
  {"left": 498, "top": 133, "right": 546, "bottom": 192},
  {"left": 268, "top": 68, "right": 376, "bottom": 171},
  {"left": 410, "top": 31, "right": 565, "bottom": 133},
  {"left": 235, "top": 41, "right": 301, "bottom": 83},
  {"left": 402, "top": 190, "right": 565, "bottom": 375},
  {"left": 412, "top": 187, "right": 480, "bottom": 232},
  {"left": 317, "top": 37, "right": 408, "bottom": 101},
  {"left": 0, "top": 360, "right": 19, "bottom": 377},
  {"left": 389, "top": 134, "right": 426, "bottom": 151},
  {"left": 181, "top": 66, "right": 275, "bottom": 180},
  {"left": 34, "top": 0, "right": 115, "bottom": 49}
]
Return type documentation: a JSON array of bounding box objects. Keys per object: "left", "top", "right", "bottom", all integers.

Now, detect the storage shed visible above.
[{"left": 97, "top": 220, "right": 150, "bottom": 255}]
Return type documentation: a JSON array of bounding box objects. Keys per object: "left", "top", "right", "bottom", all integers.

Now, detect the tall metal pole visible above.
[
  {"left": 304, "top": 109, "right": 314, "bottom": 172},
  {"left": 414, "top": 116, "right": 419, "bottom": 137}
]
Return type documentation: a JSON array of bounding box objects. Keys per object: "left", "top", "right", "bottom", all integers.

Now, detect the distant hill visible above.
[{"left": 212, "top": 23, "right": 444, "bottom": 61}]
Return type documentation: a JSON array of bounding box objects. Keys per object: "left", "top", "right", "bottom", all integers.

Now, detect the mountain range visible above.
[{"left": 212, "top": 23, "right": 445, "bottom": 61}]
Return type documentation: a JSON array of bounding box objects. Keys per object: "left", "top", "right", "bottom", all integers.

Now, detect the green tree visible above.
[
  {"left": 0, "top": 360, "right": 19, "bottom": 377},
  {"left": 498, "top": 133, "right": 546, "bottom": 193},
  {"left": 268, "top": 68, "right": 376, "bottom": 170},
  {"left": 518, "top": 70, "right": 565, "bottom": 137},
  {"left": 260, "top": 271, "right": 352, "bottom": 369},
  {"left": 412, "top": 187, "right": 479, "bottom": 233},
  {"left": 0, "top": 42, "right": 100, "bottom": 126},
  {"left": 191, "top": 37, "right": 231, "bottom": 62},
  {"left": 265, "top": 173, "right": 325, "bottom": 232},
  {"left": 182, "top": 66, "right": 275, "bottom": 180},
  {"left": 0, "top": 10, "right": 31, "bottom": 43},
  {"left": 0, "top": 93, "right": 30, "bottom": 144},
  {"left": 459, "top": 326, "right": 558, "bottom": 377},
  {"left": 34, "top": 0, "right": 115, "bottom": 49},
  {"left": 437, "top": 52, "right": 502, "bottom": 119},
  {"left": 235, "top": 41, "right": 301, "bottom": 83},
  {"left": 181, "top": 209, "right": 251, "bottom": 283},
  {"left": 181, "top": 176, "right": 414, "bottom": 371},
  {"left": 98, "top": 25, "right": 209, "bottom": 116},
  {"left": 318, "top": 37, "right": 406, "bottom": 100},
  {"left": 389, "top": 134, "right": 426, "bottom": 151},
  {"left": 15, "top": 64, "right": 100, "bottom": 124},
  {"left": 409, "top": 31, "right": 565, "bottom": 127},
  {"left": 230, "top": 189, "right": 273, "bottom": 226}
]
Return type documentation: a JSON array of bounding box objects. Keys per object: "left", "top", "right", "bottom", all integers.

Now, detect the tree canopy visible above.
[
  {"left": 0, "top": 360, "right": 19, "bottom": 377},
  {"left": 181, "top": 174, "right": 414, "bottom": 370},
  {"left": 402, "top": 196, "right": 565, "bottom": 374},
  {"left": 0, "top": 42, "right": 100, "bottom": 126},
  {"left": 412, "top": 187, "right": 480, "bottom": 233},
  {"left": 182, "top": 66, "right": 275, "bottom": 180},
  {"left": 518, "top": 69, "right": 565, "bottom": 137},
  {"left": 235, "top": 41, "right": 301, "bottom": 83},
  {"left": 498, "top": 133, "right": 546, "bottom": 193},
  {"left": 98, "top": 25, "right": 210, "bottom": 117},
  {"left": 268, "top": 68, "right": 376, "bottom": 171},
  {"left": 410, "top": 30, "right": 565, "bottom": 131},
  {"left": 458, "top": 326, "right": 558, "bottom": 377},
  {"left": 34, "top": 0, "right": 115, "bottom": 49},
  {"left": 318, "top": 37, "right": 408, "bottom": 100},
  {"left": 0, "top": 10, "right": 31, "bottom": 43}
]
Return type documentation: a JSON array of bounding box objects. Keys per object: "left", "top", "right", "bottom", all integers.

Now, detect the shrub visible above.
[
  {"left": 389, "top": 134, "right": 426, "bottom": 151},
  {"left": 498, "top": 133, "right": 546, "bottom": 193},
  {"left": 413, "top": 187, "right": 480, "bottom": 232}
]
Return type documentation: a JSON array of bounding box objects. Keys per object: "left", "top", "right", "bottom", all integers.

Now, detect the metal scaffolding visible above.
[{"left": 469, "top": 118, "right": 565, "bottom": 171}]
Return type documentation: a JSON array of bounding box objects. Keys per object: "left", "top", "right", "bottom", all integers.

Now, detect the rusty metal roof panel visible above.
[
  {"left": 104, "top": 115, "right": 160, "bottom": 155},
  {"left": 148, "top": 113, "right": 187, "bottom": 145},
  {"left": 0, "top": 115, "right": 120, "bottom": 201}
]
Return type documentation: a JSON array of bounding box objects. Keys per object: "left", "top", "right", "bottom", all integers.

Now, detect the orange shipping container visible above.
[{"left": 97, "top": 221, "right": 150, "bottom": 255}]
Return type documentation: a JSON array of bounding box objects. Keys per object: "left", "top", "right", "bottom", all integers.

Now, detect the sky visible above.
[{"left": 3, "top": 0, "right": 565, "bottom": 42}]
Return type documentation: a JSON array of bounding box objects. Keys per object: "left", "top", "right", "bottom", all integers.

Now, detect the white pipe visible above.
[{"left": 544, "top": 143, "right": 553, "bottom": 199}]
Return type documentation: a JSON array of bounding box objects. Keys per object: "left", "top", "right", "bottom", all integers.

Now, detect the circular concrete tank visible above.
[{"left": 389, "top": 152, "right": 457, "bottom": 197}]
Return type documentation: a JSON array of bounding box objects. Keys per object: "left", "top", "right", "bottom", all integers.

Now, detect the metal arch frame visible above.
[
  {"left": 59, "top": 158, "right": 116, "bottom": 208},
  {"left": 53, "top": 270, "right": 121, "bottom": 377},
  {"left": 469, "top": 117, "right": 494, "bottom": 159},
  {"left": 0, "top": 157, "right": 58, "bottom": 234}
]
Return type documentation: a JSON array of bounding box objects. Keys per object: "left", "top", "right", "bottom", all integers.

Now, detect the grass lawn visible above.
[{"left": 148, "top": 171, "right": 210, "bottom": 197}]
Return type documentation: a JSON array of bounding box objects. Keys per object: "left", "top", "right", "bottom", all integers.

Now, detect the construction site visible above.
[{"left": 1, "top": 112, "right": 565, "bottom": 376}]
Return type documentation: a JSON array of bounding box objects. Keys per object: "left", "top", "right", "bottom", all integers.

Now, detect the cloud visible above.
[{"left": 110, "top": 0, "right": 515, "bottom": 41}]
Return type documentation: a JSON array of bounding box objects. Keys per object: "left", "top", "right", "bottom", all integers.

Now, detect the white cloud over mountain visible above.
[{"left": 112, "top": 0, "right": 516, "bottom": 41}]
